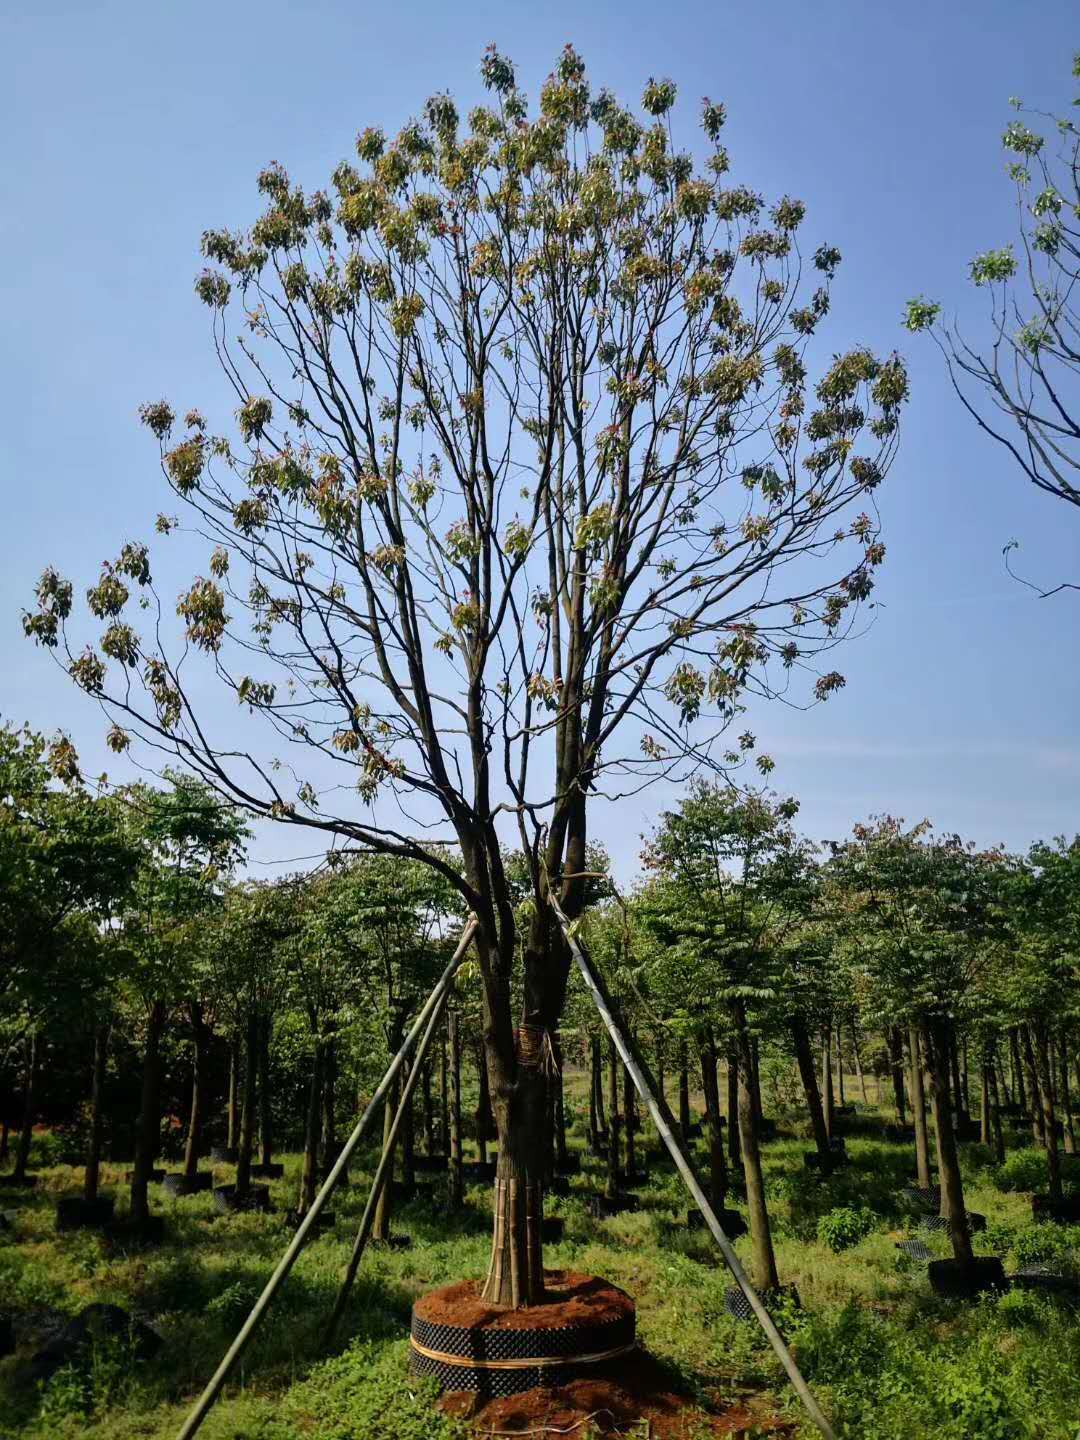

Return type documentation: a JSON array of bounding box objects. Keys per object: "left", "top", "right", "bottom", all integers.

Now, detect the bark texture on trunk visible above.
[
  {"left": 226, "top": 1033, "right": 240, "bottom": 1151},
  {"left": 85, "top": 1023, "right": 109, "bottom": 1204},
  {"left": 909, "top": 1026, "right": 933, "bottom": 1190},
  {"left": 12, "top": 1031, "right": 39, "bottom": 1183},
  {"left": 605, "top": 1035, "right": 621, "bottom": 1199},
  {"left": 259, "top": 1012, "right": 274, "bottom": 1168},
  {"left": 700, "top": 1037, "right": 727, "bottom": 1208},
  {"left": 298, "top": 1040, "right": 324, "bottom": 1215},
  {"left": 792, "top": 1017, "right": 830, "bottom": 1164},
  {"left": 678, "top": 1040, "right": 691, "bottom": 1139},
  {"left": 727, "top": 1051, "right": 741, "bottom": 1167},
  {"left": 235, "top": 1008, "right": 259, "bottom": 1199},
  {"left": 924, "top": 1020, "right": 974, "bottom": 1266},
  {"left": 131, "top": 1002, "right": 166, "bottom": 1224},
  {"left": 889, "top": 1027, "right": 906, "bottom": 1123},
  {"left": 1033, "top": 1022, "right": 1062, "bottom": 1201},
  {"left": 184, "top": 1002, "right": 210, "bottom": 1182},
  {"left": 448, "top": 1010, "right": 463, "bottom": 1208},
  {"left": 821, "top": 1029, "right": 835, "bottom": 1140},
  {"left": 734, "top": 1006, "right": 778, "bottom": 1291},
  {"left": 1022, "top": 1028, "right": 1044, "bottom": 1144}
]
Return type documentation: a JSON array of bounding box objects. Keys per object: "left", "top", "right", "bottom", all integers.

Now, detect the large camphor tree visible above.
[{"left": 24, "top": 47, "right": 908, "bottom": 1304}]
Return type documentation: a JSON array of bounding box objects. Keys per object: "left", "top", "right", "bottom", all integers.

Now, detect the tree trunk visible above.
[
  {"left": 259, "top": 1012, "right": 274, "bottom": 1168},
  {"left": 235, "top": 1007, "right": 259, "bottom": 1199},
  {"left": 226, "top": 1032, "right": 240, "bottom": 1151},
  {"left": 700, "top": 1037, "right": 727, "bottom": 1208},
  {"left": 184, "top": 1002, "right": 210, "bottom": 1182},
  {"left": 421, "top": 1054, "right": 435, "bottom": 1154},
  {"left": 851, "top": 1022, "right": 868, "bottom": 1105},
  {"left": 476, "top": 1042, "right": 495, "bottom": 1167},
  {"left": 1033, "top": 1022, "right": 1062, "bottom": 1201},
  {"left": 606, "top": 1035, "right": 621, "bottom": 1200},
  {"left": 909, "top": 1026, "right": 933, "bottom": 1190},
  {"left": 821, "top": 1029, "right": 835, "bottom": 1139},
  {"left": 734, "top": 1004, "right": 778, "bottom": 1291},
  {"left": 987, "top": 1057, "right": 1006, "bottom": 1165},
  {"left": 439, "top": 1028, "right": 450, "bottom": 1156},
  {"left": 623, "top": 1053, "right": 637, "bottom": 1178},
  {"left": 961, "top": 1037, "right": 971, "bottom": 1115},
  {"left": 835, "top": 1025, "right": 846, "bottom": 1107},
  {"left": 677, "top": 1040, "right": 691, "bottom": 1138},
  {"left": 1060, "top": 1035, "right": 1076, "bottom": 1156},
  {"left": 12, "top": 1032, "right": 39, "bottom": 1183},
  {"left": 979, "top": 1051, "right": 992, "bottom": 1146},
  {"left": 889, "top": 1027, "right": 906, "bottom": 1123},
  {"left": 1022, "top": 1027, "right": 1045, "bottom": 1145},
  {"left": 727, "top": 1050, "right": 741, "bottom": 1167},
  {"left": 791, "top": 1017, "right": 830, "bottom": 1165},
  {"left": 923, "top": 1020, "right": 974, "bottom": 1266},
  {"left": 554, "top": 1037, "right": 568, "bottom": 1171},
  {"left": 1010, "top": 1029, "right": 1026, "bottom": 1113},
  {"left": 448, "top": 1010, "right": 463, "bottom": 1209},
  {"left": 949, "top": 1029, "right": 966, "bottom": 1119},
  {"left": 298, "top": 1040, "right": 324, "bottom": 1215},
  {"left": 131, "top": 1002, "right": 166, "bottom": 1224},
  {"left": 588, "top": 1035, "right": 601, "bottom": 1144},
  {"left": 371, "top": 1075, "right": 397, "bottom": 1243},
  {"left": 84, "top": 1024, "right": 109, "bottom": 1204}
]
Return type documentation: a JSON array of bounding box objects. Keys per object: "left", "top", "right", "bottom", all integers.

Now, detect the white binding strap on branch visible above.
[
  {"left": 174, "top": 916, "right": 478, "bottom": 1440},
  {"left": 549, "top": 893, "right": 836, "bottom": 1440}
]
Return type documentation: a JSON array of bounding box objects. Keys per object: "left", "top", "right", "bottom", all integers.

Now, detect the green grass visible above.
[{"left": 2, "top": 1102, "right": 1079, "bottom": 1439}]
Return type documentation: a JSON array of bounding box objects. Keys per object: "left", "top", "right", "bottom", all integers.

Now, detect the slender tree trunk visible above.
[
  {"left": 131, "top": 1002, "right": 166, "bottom": 1224},
  {"left": 700, "top": 1037, "right": 727, "bottom": 1208},
  {"left": 961, "top": 1037, "right": 971, "bottom": 1115},
  {"left": 677, "top": 1039, "right": 691, "bottom": 1138},
  {"left": 889, "top": 1027, "right": 906, "bottom": 1123},
  {"left": 727, "top": 1050, "right": 741, "bottom": 1167},
  {"left": 835, "top": 1025, "right": 846, "bottom": 1107},
  {"left": 226, "top": 1032, "right": 240, "bottom": 1151},
  {"left": 448, "top": 1010, "right": 463, "bottom": 1208},
  {"left": 554, "top": 1036, "right": 568, "bottom": 1171},
  {"left": 821, "top": 1029, "right": 835, "bottom": 1139},
  {"left": 476, "top": 1042, "right": 495, "bottom": 1167},
  {"left": 924, "top": 1020, "right": 974, "bottom": 1267},
  {"left": 987, "top": 1058, "right": 1007, "bottom": 1165},
  {"left": 1022, "top": 1027, "right": 1045, "bottom": 1144},
  {"left": 655, "top": 1032, "right": 666, "bottom": 1107},
  {"left": 1033, "top": 1022, "right": 1062, "bottom": 1201},
  {"left": 606, "top": 1035, "right": 621, "bottom": 1199},
  {"left": 909, "top": 1026, "right": 933, "bottom": 1190},
  {"left": 12, "top": 1032, "right": 39, "bottom": 1183},
  {"left": 439, "top": 1028, "right": 449, "bottom": 1156},
  {"left": 84, "top": 1023, "right": 109, "bottom": 1204},
  {"left": 1010, "top": 1029, "right": 1026, "bottom": 1114},
  {"left": 321, "top": 1032, "right": 339, "bottom": 1175},
  {"left": 0, "top": 1117, "right": 9, "bottom": 1163},
  {"left": 184, "top": 1002, "right": 210, "bottom": 1182},
  {"left": 298, "top": 1040, "right": 324, "bottom": 1215},
  {"left": 1060, "top": 1035, "right": 1076, "bottom": 1156},
  {"left": 734, "top": 1004, "right": 779, "bottom": 1291},
  {"left": 372, "top": 1074, "right": 397, "bottom": 1242},
  {"left": 259, "top": 1012, "right": 273, "bottom": 1168},
  {"left": 587, "top": 1036, "right": 601, "bottom": 1144},
  {"left": 791, "top": 1017, "right": 830, "bottom": 1164},
  {"left": 421, "top": 1054, "right": 435, "bottom": 1153},
  {"left": 949, "top": 1029, "right": 966, "bottom": 1120},
  {"left": 235, "top": 1007, "right": 259, "bottom": 1200},
  {"left": 995, "top": 1037, "right": 1013, "bottom": 1108},
  {"left": 979, "top": 1051, "right": 992, "bottom": 1146},
  {"left": 751, "top": 1038, "right": 764, "bottom": 1126},
  {"left": 851, "top": 1022, "right": 868, "bottom": 1104},
  {"left": 623, "top": 1054, "right": 637, "bottom": 1178}
]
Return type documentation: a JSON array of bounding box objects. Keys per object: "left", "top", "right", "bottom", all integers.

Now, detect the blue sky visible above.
[{"left": 4, "top": 0, "right": 1078, "bottom": 878}]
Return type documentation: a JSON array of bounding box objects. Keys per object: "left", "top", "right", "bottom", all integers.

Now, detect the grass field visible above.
[{"left": 2, "top": 1092, "right": 1080, "bottom": 1440}]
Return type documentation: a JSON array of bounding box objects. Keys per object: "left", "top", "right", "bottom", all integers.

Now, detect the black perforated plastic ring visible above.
[{"left": 409, "top": 1294, "right": 636, "bottom": 1397}]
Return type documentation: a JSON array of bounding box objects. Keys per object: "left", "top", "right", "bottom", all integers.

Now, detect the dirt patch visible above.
[
  {"left": 439, "top": 1349, "right": 790, "bottom": 1438},
  {"left": 414, "top": 1271, "right": 634, "bottom": 1332}
]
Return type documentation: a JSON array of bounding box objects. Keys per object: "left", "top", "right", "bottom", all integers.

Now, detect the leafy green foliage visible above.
[{"left": 816, "top": 1205, "right": 876, "bottom": 1252}]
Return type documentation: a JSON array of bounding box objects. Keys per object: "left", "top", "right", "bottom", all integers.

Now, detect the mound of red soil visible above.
[
  {"left": 414, "top": 1271, "right": 634, "bottom": 1332},
  {"left": 440, "top": 1348, "right": 790, "bottom": 1438}
]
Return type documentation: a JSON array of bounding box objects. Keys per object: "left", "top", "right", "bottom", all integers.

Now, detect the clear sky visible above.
[{"left": 4, "top": 0, "right": 1078, "bottom": 880}]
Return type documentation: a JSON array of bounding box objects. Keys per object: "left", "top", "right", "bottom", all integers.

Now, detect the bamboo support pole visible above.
[
  {"left": 174, "top": 918, "right": 477, "bottom": 1440},
  {"left": 550, "top": 894, "right": 836, "bottom": 1440},
  {"left": 323, "top": 972, "right": 452, "bottom": 1345}
]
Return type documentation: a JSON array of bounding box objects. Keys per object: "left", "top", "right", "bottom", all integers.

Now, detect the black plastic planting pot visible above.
[
  {"left": 213, "top": 1183, "right": 271, "bottom": 1214},
  {"left": 618, "top": 1168, "right": 649, "bottom": 1188},
  {"left": 724, "top": 1283, "right": 800, "bottom": 1322},
  {"left": 410, "top": 1278, "right": 635, "bottom": 1399},
  {"left": 54, "top": 1198, "right": 114, "bottom": 1232},
  {"left": 884, "top": 1125, "right": 917, "bottom": 1143},
  {"left": 210, "top": 1146, "right": 238, "bottom": 1164},
  {"left": 249, "top": 1162, "right": 285, "bottom": 1180},
  {"left": 927, "top": 1257, "right": 1006, "bottom": 1299},
  {"left": 162, "top": 1173, "right": 213, "bottom": 1197},
  {"left": 55, "top": 1196, "right": 115, "bottom": 1231},
  {"left": 1032, "top": 1193, "right": 1080, "bottom": 1224},
  {"left": 688, "top": 1207, "right": 748, "bottom": 1239}
]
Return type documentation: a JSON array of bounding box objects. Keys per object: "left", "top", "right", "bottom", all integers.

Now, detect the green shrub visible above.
[
  {"left": 817, "top": 1205, "right": 876, "bottom": 1252},
  {"left": 994, "top": 1148, "right": 1048, "bottom": 1192}
]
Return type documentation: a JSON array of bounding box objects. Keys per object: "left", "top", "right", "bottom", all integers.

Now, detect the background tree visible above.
[{"left": 905, "top": 53, "right": 1080, "bottom": 594}]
